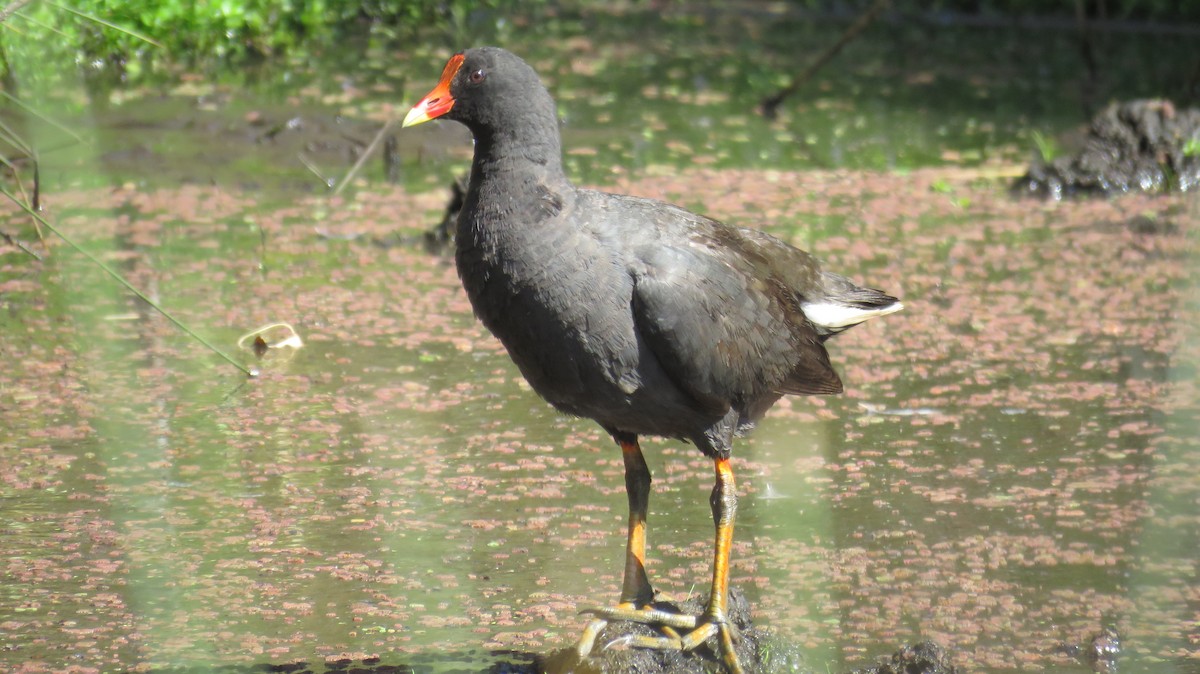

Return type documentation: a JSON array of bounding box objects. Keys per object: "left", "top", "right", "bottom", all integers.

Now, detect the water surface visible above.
[{"left": 2, "top": 7, "right": 1198, "bottom": 674}]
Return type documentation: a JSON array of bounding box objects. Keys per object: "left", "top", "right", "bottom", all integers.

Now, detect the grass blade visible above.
[
  {"left": 43, "top": 0, "right": 163, "bottom": 48},
  {"left": 0, "top": 186, "right": 256, "bottom": 377}
]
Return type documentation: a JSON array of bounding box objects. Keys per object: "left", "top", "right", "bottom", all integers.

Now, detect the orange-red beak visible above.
[{"left": 403, "top": 53, "right": 466, "bottom": 128}]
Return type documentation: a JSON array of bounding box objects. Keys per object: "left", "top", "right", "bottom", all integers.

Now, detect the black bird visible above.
[{"left": 403, "top": 47, "right": 902, "bottom": 673}]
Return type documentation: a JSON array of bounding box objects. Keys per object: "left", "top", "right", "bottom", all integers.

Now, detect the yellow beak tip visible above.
[{"left": 402, "top": 107, "right": 430, "bottom": 128}]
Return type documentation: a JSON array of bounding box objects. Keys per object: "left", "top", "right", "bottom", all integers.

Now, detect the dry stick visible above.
[
  {"left": 760, "top": 0, "right": 891, "bottom": 120},
  {"left": 298, "top": 152, "right": 334, "bottom": 187},
  {"left": 0, "top": 149, "right": 43, "bottom": 241},
  {"left": 1074, "top": 0, "right": 1100, "bottom": 118},
  {"left": 332, "top": 117, "right": 397, "bottom": 197},
  {"left": 0, "top": 153, "right": 41, "bottom": 255},
  {"left": 0, "top": 227, "right": 40, "bottom": 258},
  {"left": 0, "top": 186, "right": 257, "bottom": 378},
  {"left": 29, "top": 153, "right": 43, "bottom": 241},
  {"left": 0, "top": 101, "right": 45, "bottom": 240}
]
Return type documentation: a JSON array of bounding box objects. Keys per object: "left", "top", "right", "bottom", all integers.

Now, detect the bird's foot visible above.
[
  {"left": 575, "top": 605, "right": 744, "bottom": 674},
  {"left": 575, "top": 603, "right": 674, "bottom": 660}
]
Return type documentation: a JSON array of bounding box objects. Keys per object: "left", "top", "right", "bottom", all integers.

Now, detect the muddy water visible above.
[{"left": 3, "top": 9, "right": 1200, "bottom": 674}]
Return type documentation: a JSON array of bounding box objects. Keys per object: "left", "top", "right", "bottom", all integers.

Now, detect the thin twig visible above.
[
  {"left": 333, "top": 117, "right": 397, "bottom": 197},
  {"left": 0, "top": 149, "right": 42, "bottom": 239},
  {"left": 30, "top": 151, "right": 39, "bottom": 214},
  {"left": 760, "top": 0, "right": 891, "bottom": 120},
  {"left": 298, "top": 152, "right": 334, "bottom": 187},
  {"left": 0, "top": 226, "right": 41, "bottom": 258}
]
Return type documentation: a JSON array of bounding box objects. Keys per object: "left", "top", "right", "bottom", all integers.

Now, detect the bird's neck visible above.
[
  {"left": 456, "top": 125, "right": 577, "bottom": 279},
  {"left": 469, "top": 123, "right": 568, "bottom": 187},
  {"left": 459, "top": 122, "right": 574, "bottom": 243}
]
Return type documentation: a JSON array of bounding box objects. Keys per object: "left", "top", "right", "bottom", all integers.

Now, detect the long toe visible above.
[
  {"left": 575, "top": 601, "right": 694, "bottom": 658},
  {"left": 580, "top": 604, "right": 699, "bottom": 630},
  {"left": 574, "top": 617, "right": 608, "bottom": 659}
]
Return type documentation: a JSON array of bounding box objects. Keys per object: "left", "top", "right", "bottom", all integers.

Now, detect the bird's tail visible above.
[{"left": 801, "top": 274, "right": 903, "bottom": 338}]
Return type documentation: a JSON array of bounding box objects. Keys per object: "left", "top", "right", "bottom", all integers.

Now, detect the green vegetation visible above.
[
  {"left": 1031, "top": 130, "right": 1062, "bottom": 163},
  {"left": 0, "top": 0, "right": 521, "bottom": 80},
  {"left": 921, "top": 0, "right": 1200, "bottom": 22},
  {"left": 1, "top": 0, "right": 1198, "bottom": 82}
]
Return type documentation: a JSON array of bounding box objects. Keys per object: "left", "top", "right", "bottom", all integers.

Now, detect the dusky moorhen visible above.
[{"left": 403, "top": 47, "right": 902, "bottom": 673}]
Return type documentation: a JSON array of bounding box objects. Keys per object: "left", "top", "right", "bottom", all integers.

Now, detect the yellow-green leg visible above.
[
  {"left": 576, "top": 438, "right": 657, "bottom": 655},
  {"left": 577, "top": 454, "right": 745, "bottom": 674}
]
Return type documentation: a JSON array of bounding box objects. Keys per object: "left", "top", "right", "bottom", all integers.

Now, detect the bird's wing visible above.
[{"left": 628, "top": 214, "right": 843, "bottom": 410}]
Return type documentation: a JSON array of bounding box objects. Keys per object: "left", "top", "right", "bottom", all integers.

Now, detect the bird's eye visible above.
[{"left": 468, "top": 69, "right": 486, "bottom": 84}]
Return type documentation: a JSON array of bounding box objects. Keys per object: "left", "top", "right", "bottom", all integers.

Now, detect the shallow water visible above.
[{"left": 2, "top": 6, "right": 1199, "bottom": 674}]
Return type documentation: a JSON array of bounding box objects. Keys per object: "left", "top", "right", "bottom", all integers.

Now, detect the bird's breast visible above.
[{"left": 455, "top": 218, "right": 643, "bottom": 414}]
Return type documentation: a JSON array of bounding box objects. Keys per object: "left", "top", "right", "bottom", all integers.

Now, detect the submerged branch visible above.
[{"left": 759, "top": 0, "right": 891, "bottom": 120}]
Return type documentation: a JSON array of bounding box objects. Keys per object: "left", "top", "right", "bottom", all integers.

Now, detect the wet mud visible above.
[{"left": 1018, "top": 99, "right": 1200, "bottom": 197}]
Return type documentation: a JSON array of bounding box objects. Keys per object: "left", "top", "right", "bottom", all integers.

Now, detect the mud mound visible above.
[
  {"left": 1018, "top": 99, "right": 1200, "bottom": 197},
  {"left": 848, "top": 641, "right": 959, "bottom": 674},
  {"left": 535, "top": 588, "right": 793, "bottom": 674}
]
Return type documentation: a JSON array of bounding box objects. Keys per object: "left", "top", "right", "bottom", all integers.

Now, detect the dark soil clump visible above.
[
  {"left": 847, "top": 641, "right": 959, "bottom": 674},
  {"left": 536, "top": 588, "right": 778, "bottom": 674},
  {"left": 1056, "top": 627, "right": 1122, "bottom": 673},
  {"left": 1017, "top": 99, "right": 1200, "bottom": 198}
]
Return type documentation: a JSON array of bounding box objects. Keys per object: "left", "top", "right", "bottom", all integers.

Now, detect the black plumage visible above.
[{"left": 404, "top": 47, "right": 901, "bottom": 673}]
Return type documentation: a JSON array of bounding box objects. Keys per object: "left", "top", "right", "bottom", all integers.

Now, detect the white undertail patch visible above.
[{"left": 802, "top": 300, "right": 904, "bottom": 329}]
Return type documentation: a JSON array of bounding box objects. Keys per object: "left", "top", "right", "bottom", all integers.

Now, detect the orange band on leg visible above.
[
  {"left": 619, "top": 439, "right": 653, "bottom": 606},
  {"left": 708, "top": 457, "right": 737, "bottom": 616}
]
